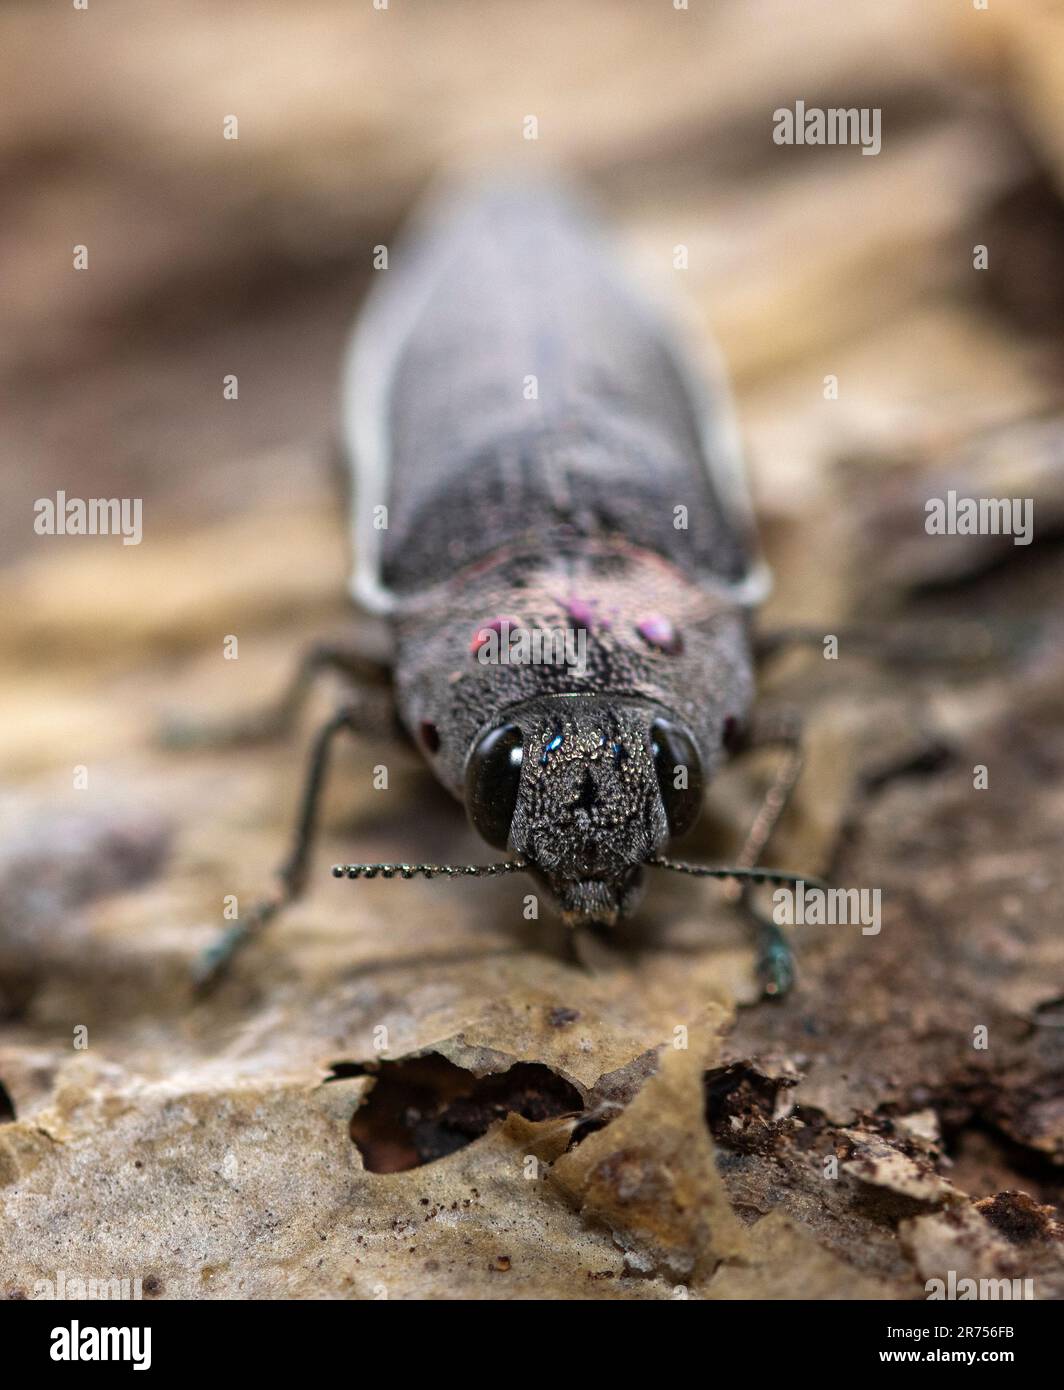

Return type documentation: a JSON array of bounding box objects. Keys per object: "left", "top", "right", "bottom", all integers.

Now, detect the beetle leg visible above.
[
  {"left": 723, "top": 707, "right": 804, "bottom": 998},
  {"left": 192, "top": 702, "right": 362, "bottom": 992},
  {"left": 158, "top": 638, "right": 394, "bottom": 750},
  {"left": 726, "top": 708, "right": 804, "bottom": 881}
]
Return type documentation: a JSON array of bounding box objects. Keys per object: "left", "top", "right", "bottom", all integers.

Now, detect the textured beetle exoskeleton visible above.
[{"left": 342, "top": 177, "right": 772, "bottom": 926}]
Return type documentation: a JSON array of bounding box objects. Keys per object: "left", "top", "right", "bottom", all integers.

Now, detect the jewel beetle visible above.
[{"left": 183, "top": 176, "right": 815, "bottom": 995}]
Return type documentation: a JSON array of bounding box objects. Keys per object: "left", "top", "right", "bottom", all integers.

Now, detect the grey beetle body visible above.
[{"left": 342, "top": 179, "right": 770, "bottom": 925}]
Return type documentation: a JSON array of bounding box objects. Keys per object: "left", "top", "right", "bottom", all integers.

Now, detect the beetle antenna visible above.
[
  {"left": 332, "top": 857, "right": 529, "bottom": 881},
  {"left": 647, "top": 856, "right": 822, "bottom": 890}
]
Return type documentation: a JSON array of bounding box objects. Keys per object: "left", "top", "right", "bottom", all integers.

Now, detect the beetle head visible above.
[{"left": 464, "top": 695, "right": 709, "bottom": 926}]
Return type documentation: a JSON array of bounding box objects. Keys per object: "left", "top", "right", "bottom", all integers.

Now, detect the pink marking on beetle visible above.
[
  {"left": 637, "top": 614, "right": 683, "bottom": 655},
  {"left": 469, "top": 616, "right": 520, "bottom": 655},
  {"left": 560, "top": 595, "right": 611, "bottom": 633},
  {"left": 565, "top": 598, "right": 596, "bottom": 630}
]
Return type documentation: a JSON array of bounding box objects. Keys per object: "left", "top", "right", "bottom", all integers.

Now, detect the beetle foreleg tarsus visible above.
[
  {"left": 191, "top": 894, "right": 283, "bottom": 993},
  {"left": 754, "top": 915, "right": 797, "bottom": 999}
]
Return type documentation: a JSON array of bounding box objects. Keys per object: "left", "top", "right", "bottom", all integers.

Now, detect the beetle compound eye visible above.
[
  {"left": 465, "top": 723, "right": 525, "bottom": 849},
  {"left": 651, "top": 718, "right": 703, "bottom": 838}
]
